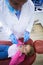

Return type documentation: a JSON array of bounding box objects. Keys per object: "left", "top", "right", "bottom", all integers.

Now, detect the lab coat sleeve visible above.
[
  {"left": 0, "top": 14, "right": 12, "bottom": 36},
  {"left": 26, "top": 1, "right": 35, "bottom": 33},
  {"left": 0, "top": 1, "right": 13, "bottom": 36},
  {"left": 0, "top": 19, "right": 13, "bottom": 36}
]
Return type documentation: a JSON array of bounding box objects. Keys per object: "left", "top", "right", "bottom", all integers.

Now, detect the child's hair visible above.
[
  {"left": 24, "top": 44, "right": 35, "bottom": 56},
  {"left": 27, "top": 46, "right": 35, "bottom": 56}
]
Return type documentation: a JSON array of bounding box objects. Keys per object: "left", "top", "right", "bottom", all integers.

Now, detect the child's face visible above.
[{"left": 20, "top": 45, "right": 31, "bottom": 55}]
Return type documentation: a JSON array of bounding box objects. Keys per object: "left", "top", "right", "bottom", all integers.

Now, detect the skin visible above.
[
  {"left": 9, "top": 0, "right": 27, "bottom": 10},
  {"left": 18, "top": 45, "right": 31, "bottom": 55}
]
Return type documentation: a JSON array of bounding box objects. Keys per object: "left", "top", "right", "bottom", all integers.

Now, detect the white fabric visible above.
[
  {"left": 8, "top": 44, "right": 18, "bottom": 57},
  {"left": 0, "top": 0, "right": 35, "bottom": 39}
]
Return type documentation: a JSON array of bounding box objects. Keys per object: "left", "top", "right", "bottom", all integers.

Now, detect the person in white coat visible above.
[
  {"left": 0, "top": 0, "right": 34, "bottom": 43},
  {"left": 0, "top": 0, "right": 34, "bottom": 59}
]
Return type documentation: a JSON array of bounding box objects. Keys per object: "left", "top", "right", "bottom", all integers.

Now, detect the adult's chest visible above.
[
  {"left": 5, "top": 11, "right": 28, "bottom": 31},
  {"left": 4, "top": 3, "right": 31, "bottom": 32}
]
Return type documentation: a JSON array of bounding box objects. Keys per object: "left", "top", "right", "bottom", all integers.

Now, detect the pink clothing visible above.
[
  {"left": 9, "top": 41, "right": 25, "bottom": 65},
  {"left": 9, "top": 50, "right": 25, "bottom": 65},
  {"left": 17, "top": 40, "right": 24, "bottom": 46}
]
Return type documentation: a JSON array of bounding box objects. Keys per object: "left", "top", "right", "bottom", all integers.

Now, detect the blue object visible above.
[
  {"left": 10, "top": 33, "right": 18, "bottom": 44},
  {"left": 32, "top": 0, "right": 43, "bottom": 6},
  {"left": 24, "top": 31, "right": 30, "bottom": 42},
  {"left": 15, "top": 11, "right": 21, "bottom": 19},
  {"left": 5, "top": 0, "right": 21, "bottom": 19},
  {"left": 0, "top": 45, "right": 9, "bottom": 59}
]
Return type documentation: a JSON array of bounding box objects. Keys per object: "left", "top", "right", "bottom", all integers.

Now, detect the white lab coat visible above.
[{"left": 0, "top": 0, "right": 35, "bottom": 39}]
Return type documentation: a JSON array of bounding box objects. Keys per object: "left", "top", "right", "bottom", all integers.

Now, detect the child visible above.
[{"left": 9, "top": 41, "right": 34, "bottom": 65}]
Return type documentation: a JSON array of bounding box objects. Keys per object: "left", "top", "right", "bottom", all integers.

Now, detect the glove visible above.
[
  {"left": 10, "top": 33, "right": 18, "bottom": 44},
  {"left": 24, "top": 31, "right": 30, "bottom": 42}
]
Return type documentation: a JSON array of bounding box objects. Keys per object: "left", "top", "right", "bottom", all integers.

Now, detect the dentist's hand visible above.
[
  {"left": 10, "top": 33, "right": 18, "bottom": 44},
  {"left": 24, "top": 31, "right": 30, "bottom": 42}
]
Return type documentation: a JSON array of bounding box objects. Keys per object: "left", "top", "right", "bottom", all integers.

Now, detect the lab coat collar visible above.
[{"left": 5, "top": 0, "right": 20, "bottom": 14}]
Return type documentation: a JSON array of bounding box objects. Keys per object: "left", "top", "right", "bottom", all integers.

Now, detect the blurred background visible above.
[{"left": 31, "top": 0, "right": 43, "bottom": 65}]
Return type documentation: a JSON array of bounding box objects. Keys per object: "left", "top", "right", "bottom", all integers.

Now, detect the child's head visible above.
[{"left": 19, "top": 44, "right": 34, "bottom": 55}]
